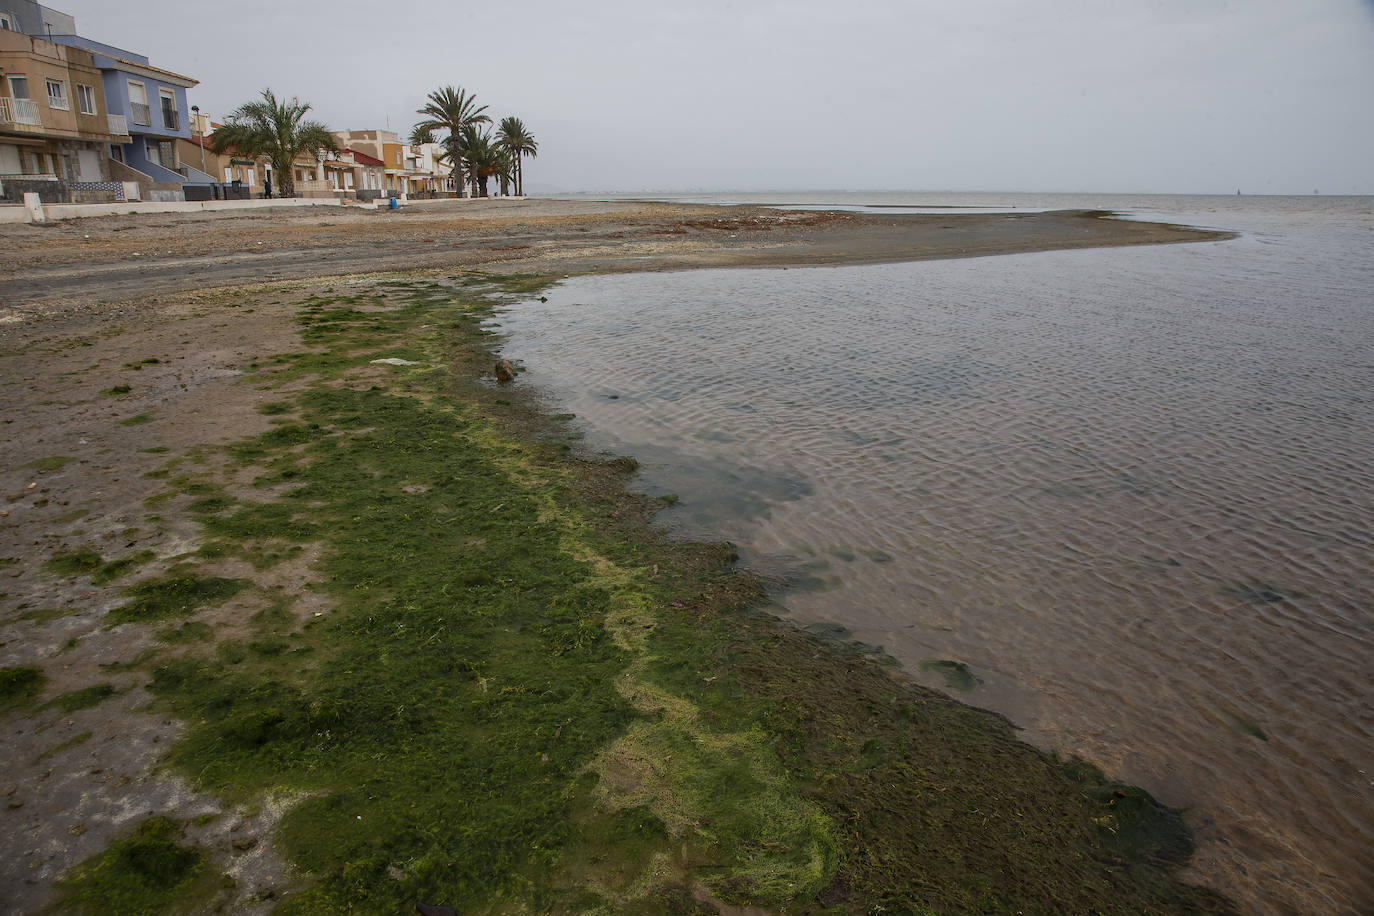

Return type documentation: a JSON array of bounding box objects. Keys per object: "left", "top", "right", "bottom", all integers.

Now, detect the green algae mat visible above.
[{"left": 51, "top": 278, "right": 1233, "bottom": 914}]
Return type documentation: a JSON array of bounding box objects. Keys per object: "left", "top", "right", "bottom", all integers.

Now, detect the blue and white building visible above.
[{"left": 46, "top": 34, "right": 208, "bottom": 193}]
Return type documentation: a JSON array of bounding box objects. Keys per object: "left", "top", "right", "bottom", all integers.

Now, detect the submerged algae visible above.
[{"left": 53, "top": 277, "right": 1232, "bottom": 914}]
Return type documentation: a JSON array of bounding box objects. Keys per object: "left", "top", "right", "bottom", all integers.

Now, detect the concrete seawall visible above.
[
  {"left": 0, "top": 196, "right": 354, "bottom": 224},
  {"left": 0, "top": 194, "right": 530, "bottom": 224}
]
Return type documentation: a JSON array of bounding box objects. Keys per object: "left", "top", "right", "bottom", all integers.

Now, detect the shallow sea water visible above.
[{"left": 495, "top": 194, "right": 1374, "bottom": 913}]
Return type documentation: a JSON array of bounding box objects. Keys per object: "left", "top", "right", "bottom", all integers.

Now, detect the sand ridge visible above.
[{"left": 0, "top": 198, "right": 1229, "bottom": 315}]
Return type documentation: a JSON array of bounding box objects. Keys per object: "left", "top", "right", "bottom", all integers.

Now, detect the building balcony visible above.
[
  {"left": 0, "top": 96, "right": 43, "bottom": 130},
  {"left": 107, "top": 113, "right": 129, "bottom": 137},
  {"left": 131, "top": 102, "right": 150, "bottom": 127}
]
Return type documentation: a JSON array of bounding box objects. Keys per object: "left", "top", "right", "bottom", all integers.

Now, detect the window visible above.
[
  {"left": 46, "top": 79, "right": 67, "bottom": 110},
  {"left": 7, "top": 74, "right": 30, "bottom": 99},
  {"left": 76, "top": 83, "right": 96, "bottom": 115},
  {"left": 158, "top": 88, "right": 177, "bottom": 130},
  {"left": 0, "top": 14, "right": 13, "bottom": 30},
  {"left": 128, "top": 80, "right": 149, "bottom": 126}
]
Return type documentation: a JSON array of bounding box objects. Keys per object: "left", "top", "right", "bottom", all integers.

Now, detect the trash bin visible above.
[{"left": 388, "top": 197, "right": 399, "bottom": 211}]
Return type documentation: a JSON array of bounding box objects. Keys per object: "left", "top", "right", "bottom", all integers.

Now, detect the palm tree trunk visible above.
[{"left": 276, "top": 155, "right": 296, "bottom": 198}]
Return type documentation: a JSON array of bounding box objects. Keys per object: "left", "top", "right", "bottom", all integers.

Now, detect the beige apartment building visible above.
[
  {"left": 333, "top": 128, "right": 406, "bottom": 196},
  {"left": 0, "top": 26, "right": 127, "bottom": 198},
  {"left": 333, "top": 128, "right": 457, "bottom": 198}
]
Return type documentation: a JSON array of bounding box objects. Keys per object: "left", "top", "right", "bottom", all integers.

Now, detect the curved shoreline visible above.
[{"left": 0, "top": 200, "right": 1231, "bottom": 315}]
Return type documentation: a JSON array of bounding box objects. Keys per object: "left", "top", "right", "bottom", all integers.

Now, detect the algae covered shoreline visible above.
[{"left": 0, "top": 267, "right": 1236, "bottom": 913}]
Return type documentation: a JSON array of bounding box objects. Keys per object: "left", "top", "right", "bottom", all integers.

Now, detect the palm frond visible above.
[{"left": 414, "top": 85, "right": 489, "bottom": 139}]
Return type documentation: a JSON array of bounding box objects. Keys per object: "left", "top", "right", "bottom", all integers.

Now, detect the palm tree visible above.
[
  {"left": 496, "top": 147, "right": 515, "bottom": 197},
  {"left": 496, "top": 116, "right": 538, "bottom": 197},
  {"left": 454, "top": 125, "right": 508, "bottom": 198},
  {"left": 210, "top": 89, "right": 336, "bottom": 199},
  {"left": 413, "top": 86, "right": 489, "bottom": 197}
]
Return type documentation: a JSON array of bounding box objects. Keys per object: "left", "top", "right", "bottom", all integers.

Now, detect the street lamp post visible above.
[{"left": 190, "top": 105, "right": 207, "bottom": 177}]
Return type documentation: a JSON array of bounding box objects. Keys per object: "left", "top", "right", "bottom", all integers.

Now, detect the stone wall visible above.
[{"left": 1, "top": 176, "right": 66, "bottom": 204}]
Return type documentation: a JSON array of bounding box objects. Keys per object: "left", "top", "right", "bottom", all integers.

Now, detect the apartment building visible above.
[
  {"left": 332, "top": 128, "right": 460, "bottom": 199},
  {"left": 1, "top": 1, "right": 202, "bottom": 202},
  {"left": 46, "top": 33, "right": 201, "bottom": 194},
  {"left": 0, "top": 13, "right": 126, "bottom": 200}
]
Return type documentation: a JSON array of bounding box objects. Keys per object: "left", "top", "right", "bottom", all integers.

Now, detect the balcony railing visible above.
[
  {"left": 0, "top": 96, "right": 42, "bottom": 127},
  {"left": 107, "top": 113, "right": 128, "bottom": 136},
  {"left": 130, "top": 102, "right": 150, "bottom": 126},
  {"left": 161, "top": 108, "right": 179, "bottom": 131}
]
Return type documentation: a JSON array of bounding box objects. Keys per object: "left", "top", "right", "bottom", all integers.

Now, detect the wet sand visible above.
[{"left": 0, "top": 199, "right": 1228, "bottom": 314}]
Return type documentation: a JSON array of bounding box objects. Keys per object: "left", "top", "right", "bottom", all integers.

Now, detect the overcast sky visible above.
[{"left": 56, "top": 0, "right": 1374, "bottom": 194}]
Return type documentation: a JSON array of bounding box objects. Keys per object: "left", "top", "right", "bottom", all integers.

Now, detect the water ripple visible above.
[{"left": 495, "top": 197, "right": 1374, "bottom": 914}]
